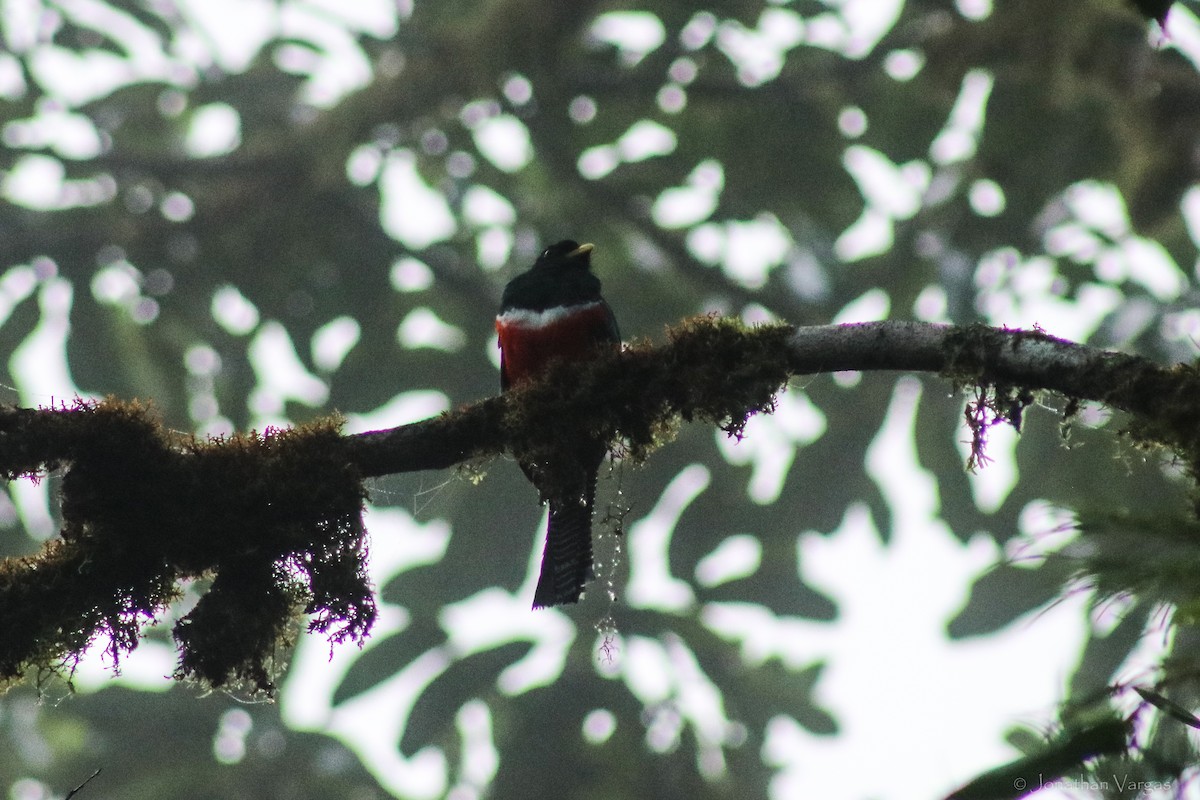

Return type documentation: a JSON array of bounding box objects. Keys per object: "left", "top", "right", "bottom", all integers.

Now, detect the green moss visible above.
[{"left": 0, "top": 399, "right": 373, "bottom": 697}]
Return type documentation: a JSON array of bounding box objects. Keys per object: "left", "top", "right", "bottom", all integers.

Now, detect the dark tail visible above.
[{"left": 532, "top": 471, "right": 598, "bottom": 608}]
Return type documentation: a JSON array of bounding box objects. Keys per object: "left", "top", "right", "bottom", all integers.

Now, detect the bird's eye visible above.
[{"left": 541, "top": 248, "right": 553, "bottom": 259}]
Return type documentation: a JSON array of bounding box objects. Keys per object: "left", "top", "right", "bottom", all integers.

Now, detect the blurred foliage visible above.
[{"left": 3, "top": 0, "right": 1200, "bottom": 798}]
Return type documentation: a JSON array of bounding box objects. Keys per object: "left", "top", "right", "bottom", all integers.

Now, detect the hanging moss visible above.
[
  {"left": 501, "top": 315, "right": 796, "bottom": 478},
  {"left": 0, "top": 398, "right": 374, "bottom": 697}
]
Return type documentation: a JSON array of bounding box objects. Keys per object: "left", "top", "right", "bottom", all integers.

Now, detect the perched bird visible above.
[{"left": 495, "top": 240, "right": 620, "bottom": 608}]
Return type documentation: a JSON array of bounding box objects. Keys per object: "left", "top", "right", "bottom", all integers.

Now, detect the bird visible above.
[{"left": 495, "top": 240, "right": 621, "bottom": 608}]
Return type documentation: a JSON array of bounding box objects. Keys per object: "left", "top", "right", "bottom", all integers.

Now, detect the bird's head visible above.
[{"left": 532, "top": 240, "right": 594, "bottom": 272}]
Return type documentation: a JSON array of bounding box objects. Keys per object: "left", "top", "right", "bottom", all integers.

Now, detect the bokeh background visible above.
[{"left": 2, "top": 1, "right": 1200, "bottom": 798}]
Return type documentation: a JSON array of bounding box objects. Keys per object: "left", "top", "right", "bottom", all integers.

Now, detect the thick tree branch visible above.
[
  {"left": 347, "top": 319, "right": 1190, "bottom": 478},
  {"left": 2, "top": 317, "right": 1197, "bottom": 696}
]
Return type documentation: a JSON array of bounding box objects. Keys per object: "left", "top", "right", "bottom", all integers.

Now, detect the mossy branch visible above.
[
  {"left": 0, "top": 317, "right": 1195, "bottom": 696},
  {"left": 352, "top": 318, "right": 1200, "bottom": 475}
]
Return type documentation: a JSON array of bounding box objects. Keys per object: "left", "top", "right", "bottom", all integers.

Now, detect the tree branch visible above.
[
  {"left": 2, "top": 316, "right": 1196, "bottom": 696},
  {"left": 347, "top": 319, "right": 1192, "bottom": 477}
]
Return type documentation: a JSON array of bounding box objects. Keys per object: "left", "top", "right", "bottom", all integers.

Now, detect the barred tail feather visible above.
[{"left": 532, "top": 472, "right": 598, "bottom": 608}]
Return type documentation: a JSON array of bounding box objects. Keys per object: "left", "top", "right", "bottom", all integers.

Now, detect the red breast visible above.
[{"left": 495, "top": 302, "right": 615, "bottom": 386}]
